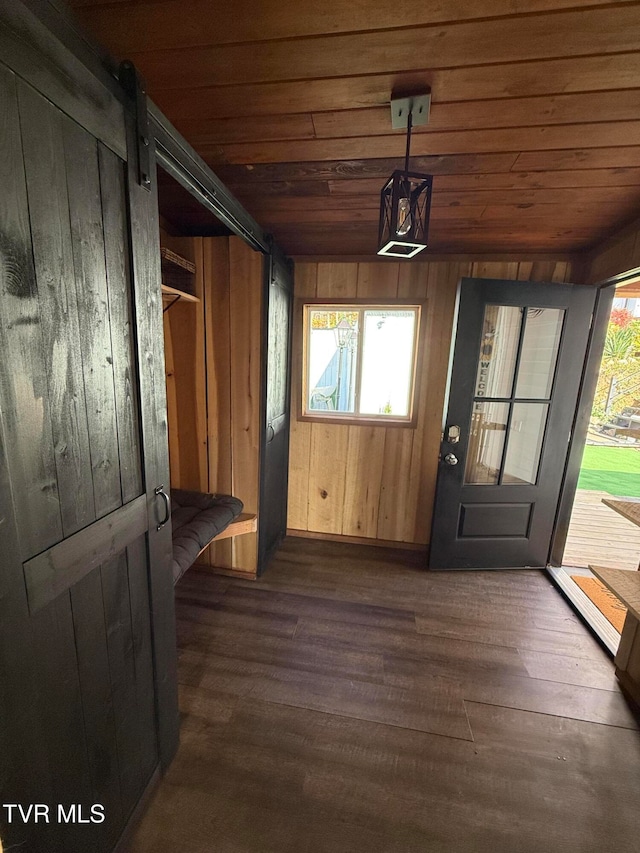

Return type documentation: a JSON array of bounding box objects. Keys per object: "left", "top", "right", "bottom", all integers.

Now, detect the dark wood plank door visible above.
[
  {"left": 0, "top": 13, "right": 177, "bottom": 853},
  {"left": 258, "top": 250, "right": 294, "bottom": 573},
  {"left": 430, "top": 277, "right": 597, "bottom": 570}
]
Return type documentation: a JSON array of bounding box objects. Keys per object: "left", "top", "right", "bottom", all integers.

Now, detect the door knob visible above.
[{"left": 443, "top": 453, "right": 459, "bottom": 466}]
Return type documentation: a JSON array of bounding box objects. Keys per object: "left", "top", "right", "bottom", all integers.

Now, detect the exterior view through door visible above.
[{"left": 430, "top": 277, "right": 597, "bottom": 570}]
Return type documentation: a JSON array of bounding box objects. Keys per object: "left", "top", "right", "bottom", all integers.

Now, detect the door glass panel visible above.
[
  {"left": 474, "top": 305, "right": 523, "bottom": 399},
  {"left": 502, "top": 403, "right": 549, "bottom": 485},
  {"left": 464, "top": 401, "right": 510, "bottom": 485},
  {"left": 515, "top": 308, "right": 565, "bottom": 399}
]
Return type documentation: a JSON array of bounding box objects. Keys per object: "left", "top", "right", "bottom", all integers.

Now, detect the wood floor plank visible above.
[
  {"left": 178, "top": 683, "right": 238, "bottom": 726},
  {"left": 175, "top": 620, "right": 386, "bottom": 685},
  {"left": 414, "top": 613, "right": 605, "bottom": 658},
  {"left": 131, "top": 692, "right": 640, "bottom": 853},
  {"left": 414, "top": 595, "right": 585, "bottom": 634},
  {"left": 216, "top": 584, "right": 417, "bottom": 631},
  {"left": 465, "top": 700, "right": 640, "bottom": 765},
  {"left": 296, "top": 616, "right": 530, "bottom": 674},
  {"left": 178, "top": 647, "right": 472, "bottom": 741},
  {"left": 130, "top": 539, "right": 640, "bottom": 853},
  {"left": 517, "top": 648, "right": 619, "bottom": 691},
  {"left": 383, "top": 654, "right": 638, "bottom": 728},
  {"left": 176, "top": 598, "right": 298, "bottom": 639}
]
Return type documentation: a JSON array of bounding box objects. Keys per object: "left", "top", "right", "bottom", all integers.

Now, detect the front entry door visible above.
[
  {"left": 430, "top": 277, "right": 597, "bottom": 569},
  {"left": 0, "top": 6, "right": 178, "bottom": 853}
]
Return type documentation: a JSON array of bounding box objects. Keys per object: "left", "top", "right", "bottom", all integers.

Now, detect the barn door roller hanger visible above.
[{"left": 119, "top": 61, "right": 152, "bottom": 191}]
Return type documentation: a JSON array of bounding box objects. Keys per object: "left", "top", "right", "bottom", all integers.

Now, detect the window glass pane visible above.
[
  {"left": 359, "top": 310, "right": 417, "bottom": 417},
  {"left": 464, "top": 401, "right": 510, "bottom": 485},
  {"left": 515, "top": 308, "right": 565, "bottom": 399},
  {"left": 502, "top": 403, "right": 549, "bottom": 485},
  {"left": 307, "top": 309, "right": 359, "bottom": 413},
  {"left": 474, "top": 305, "right": 523, "bottom": 399}
]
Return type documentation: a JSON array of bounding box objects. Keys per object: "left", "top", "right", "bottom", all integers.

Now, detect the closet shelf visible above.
[
  {"left": 160, "top": 246, "right": 197, "bottom": 307},
  {"left": 162, "top": 283, "right": 200, "bottom": 304}
]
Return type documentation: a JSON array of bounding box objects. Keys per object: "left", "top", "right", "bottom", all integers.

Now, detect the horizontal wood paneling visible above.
[
  {"left": 289, "top": 259, "right": 573, "bottom": 545},
  {"left": 72, "top": 1, "right": 640, "bottom": 52},
  {"left": 154, "top": 53, "right": 640, "bottom": 121},
  {"left": 205, "top": 124, "right": 640, "bottom": 166},
  {"left": 124, "top": 8, "right": 640, "bottom": 90},
  {"left": 313, "top": 92, "right": 640, "bottom": 139},
  {"left": 180, "top": 91, "right": 640, "bottom": 147},
  {"left": 241, "top": 186, "right": 640, "bottom": 212},
  {"left": 259, "top": 228, "right": 599, "bottom": 258},
  {"left": 73, "top": 1, "right": 640, "bottom": 257},
  {"left": 253, "top": 202, "right": 631, "bottom": 225}
]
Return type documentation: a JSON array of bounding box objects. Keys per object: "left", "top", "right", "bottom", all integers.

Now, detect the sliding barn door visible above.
[
  {"left": 0, "top": 6, "right": 177, "bottom": 853},
  {"left": 258, "top": 250, "right": 294, "bottom": 571}
]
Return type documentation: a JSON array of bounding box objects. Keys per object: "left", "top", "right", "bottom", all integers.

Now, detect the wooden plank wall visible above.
[
  {"left": 198, "top": 237, "right": 262, "bottom": 574},
  {"left": 288, "top": 259, "right": 572, "bottom": 547},
  {"left": 201, "top": 236, "right": 263, "bottom": 575},
  {"left": 160, "top": 228, "right": 208, "bottom": 493},
  {"left": 161, "top": 230, "right": 263, "bottom": 575}
]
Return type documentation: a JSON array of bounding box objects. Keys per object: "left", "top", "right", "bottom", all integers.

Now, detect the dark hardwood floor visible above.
[{"left": 129, "top": 538, "right": 640, "bottom": 853}]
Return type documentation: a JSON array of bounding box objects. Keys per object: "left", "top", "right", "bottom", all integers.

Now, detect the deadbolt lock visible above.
[
  {"left": 446, "top": 424, "right": 461, "bottom": 444},
  {"left": 443, "top": 453, "right": 459, "bottom": 466}
]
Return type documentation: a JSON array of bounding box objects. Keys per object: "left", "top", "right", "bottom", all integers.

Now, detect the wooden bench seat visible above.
[
  {"left": 170, "top": 489, "right": 256, "bottom": 584},
  {"left": 208, "top": 512, "right": 257, "bottom": 542}
]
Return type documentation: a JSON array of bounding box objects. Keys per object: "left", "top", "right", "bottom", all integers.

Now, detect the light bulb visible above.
[{"left": 396, "top": 197, "right": 412, "bottom": 235}]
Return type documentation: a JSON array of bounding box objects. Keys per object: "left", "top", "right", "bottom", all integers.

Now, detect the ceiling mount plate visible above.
[{"left": 391, "top": 92, "right": 431, "bottom": 129}]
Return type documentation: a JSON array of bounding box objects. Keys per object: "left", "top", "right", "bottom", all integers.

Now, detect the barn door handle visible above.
[{"left": 154, "top": 485, "right": 171, "bottom": 530}]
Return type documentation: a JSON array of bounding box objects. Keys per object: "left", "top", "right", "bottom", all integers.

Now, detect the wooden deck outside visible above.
[{"left": 563, "top": 489, "right": 640, "bottom": 571}]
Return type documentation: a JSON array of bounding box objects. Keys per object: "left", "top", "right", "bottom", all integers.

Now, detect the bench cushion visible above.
[{"left": 170, "top": 488, "right": 244, "bottom": 583}]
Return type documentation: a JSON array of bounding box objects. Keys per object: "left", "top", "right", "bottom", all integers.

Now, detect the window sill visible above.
[{"left": 298, "top": 413, "right": 417, "bottom": 429}]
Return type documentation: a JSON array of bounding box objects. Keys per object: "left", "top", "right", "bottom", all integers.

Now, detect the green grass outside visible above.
[{"left": 578, "top": 444, "right": 640, "bottom": 497}]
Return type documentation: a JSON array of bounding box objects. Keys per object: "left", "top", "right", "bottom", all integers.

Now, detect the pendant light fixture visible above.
[{"left": 377, "top": 91, "right": 433, "bottom": 258}]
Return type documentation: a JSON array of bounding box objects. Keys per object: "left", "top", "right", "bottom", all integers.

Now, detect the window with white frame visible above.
[{"left": 302, "top": 303, "right": 422, "bottom": 424}]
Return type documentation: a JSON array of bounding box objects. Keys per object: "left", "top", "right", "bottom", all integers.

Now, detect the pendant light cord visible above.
[{"left": 404, "top": 109, "right": 413, "bottom": 174}]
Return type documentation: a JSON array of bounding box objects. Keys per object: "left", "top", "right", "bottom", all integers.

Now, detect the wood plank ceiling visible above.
[{"left": 70, "top": 0, "right": 640, "bottom": 258}]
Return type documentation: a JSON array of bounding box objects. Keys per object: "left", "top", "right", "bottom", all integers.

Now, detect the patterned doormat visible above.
[{"left": 571, "top": 575, "right": 627, "bottom": 633}]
